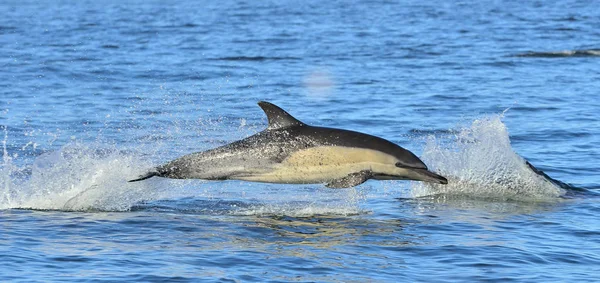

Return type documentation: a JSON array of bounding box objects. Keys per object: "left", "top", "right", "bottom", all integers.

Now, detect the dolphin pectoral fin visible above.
[{"left": 326, "top": 170, "right": 372, "bottom": 188}]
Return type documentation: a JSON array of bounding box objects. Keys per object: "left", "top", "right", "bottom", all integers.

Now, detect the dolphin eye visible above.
[{"left": 395, "top": 162, "right": 407, "bottom": 168}]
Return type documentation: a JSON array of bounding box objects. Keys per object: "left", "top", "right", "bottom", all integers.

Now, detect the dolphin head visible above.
[
  {"left": 373, "top": 141, "right": 448, "bottom": 184},
  {"left": 364, "top": 146, "right": 448, "bottom": 184}
]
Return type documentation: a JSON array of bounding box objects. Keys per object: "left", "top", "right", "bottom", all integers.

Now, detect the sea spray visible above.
[
  {"left": 0, "top": 142, "right": 196, "bottom": 211},
  {"left": 412, "top": 114, "right": 565, "bottom": 201}
]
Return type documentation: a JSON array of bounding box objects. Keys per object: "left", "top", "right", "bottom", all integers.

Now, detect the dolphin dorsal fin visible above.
[{"left": 258, "top": 101, "right": 305, "bottom": 130}]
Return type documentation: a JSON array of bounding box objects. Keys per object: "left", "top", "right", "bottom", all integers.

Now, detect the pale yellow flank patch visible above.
[{"left": 236, "top": 146, "right": 403, "bottom": 184}]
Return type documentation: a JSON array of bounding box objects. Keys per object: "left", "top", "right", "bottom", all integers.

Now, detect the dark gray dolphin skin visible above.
[{"left": 129, "top": 101, "right": 448, "bottom": 188}]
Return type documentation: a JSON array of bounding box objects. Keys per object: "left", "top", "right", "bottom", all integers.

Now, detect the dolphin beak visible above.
[{"left": 412, "top": 168, "right": 448, "bottom": 184}]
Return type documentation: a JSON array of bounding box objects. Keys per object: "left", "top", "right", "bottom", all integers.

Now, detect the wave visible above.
[
  {"left": 513, "top": 49, "right": 600, "bottom": 58},
  {"left": 411, "top": 114, "right": 567, "bottom": 202}
]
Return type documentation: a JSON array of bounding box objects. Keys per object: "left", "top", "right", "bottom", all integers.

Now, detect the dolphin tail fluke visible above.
[{"left": 128, "top": 171, "right": 160, "bottom": 182}]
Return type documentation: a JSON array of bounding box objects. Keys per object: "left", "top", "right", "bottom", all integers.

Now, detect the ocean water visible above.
[{"left": 1, "top": 0, "right": 600, "bottom": 282}]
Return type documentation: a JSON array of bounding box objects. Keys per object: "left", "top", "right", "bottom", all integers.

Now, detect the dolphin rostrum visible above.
[{"left": 129, "top": 101, "right": 448, "bottom": 188}]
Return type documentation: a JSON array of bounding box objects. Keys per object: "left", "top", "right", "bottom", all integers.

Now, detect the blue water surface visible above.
[{"left": 1, "top": 0, "right": 599, "bottom": 282}]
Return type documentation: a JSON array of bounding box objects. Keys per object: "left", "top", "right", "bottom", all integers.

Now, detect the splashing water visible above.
[
  {"left": 0, "top": 141, "right": 195, "bottom": 211},
  {"left": 411, "top": 114, "right": 566, "bottom": 201}
]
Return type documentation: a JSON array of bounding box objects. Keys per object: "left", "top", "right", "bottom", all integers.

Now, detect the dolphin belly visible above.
[
  {"left": 235, "top": 162, "right": 375, "bottom": 184},
  {"left": 233, "top": 146, "right": 400, "bottom": 184}
]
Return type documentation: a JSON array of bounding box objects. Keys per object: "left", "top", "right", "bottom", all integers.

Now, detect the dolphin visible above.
[{"left": 129, "top": 101, "right": 448, "bottom": 188}]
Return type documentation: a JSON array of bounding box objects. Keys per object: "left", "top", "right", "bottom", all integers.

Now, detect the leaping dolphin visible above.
[{"left": 129, "top": 101, "right": 448, "bottom": 188}]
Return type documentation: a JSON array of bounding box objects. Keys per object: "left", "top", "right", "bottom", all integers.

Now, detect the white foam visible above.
[
  {"left": 411, "top": 114, "right": 565, "bottom": 201},
  {"left": 0, "top": 142, "right": 195, "bottom": 211}
]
